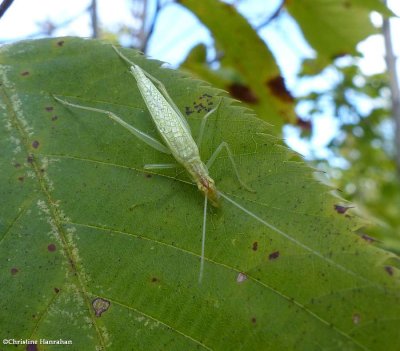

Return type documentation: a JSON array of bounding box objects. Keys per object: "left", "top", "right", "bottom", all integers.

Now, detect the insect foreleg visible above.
[
  {"left": 207, "top": 141, "right": 255, "bottom": 193},
  {"left": 53, "top": 96, "right": 171, "bottom": 155},
  {"left": 196, "top": 99, "right": 222, "bottom": 151}
]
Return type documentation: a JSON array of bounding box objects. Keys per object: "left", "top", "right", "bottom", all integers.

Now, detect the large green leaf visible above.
[{"left": 1, "top": 37, "right": 399, "bottom": 350}]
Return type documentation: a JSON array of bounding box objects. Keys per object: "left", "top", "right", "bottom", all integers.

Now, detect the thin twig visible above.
[
  {"left": 383, "top": 1, "right": 400, "bottom": 175},
  {"left": 90, "top": 0, "right": 98, "bottom": 38},
  {"left": 0, "top": 0, "right": 15, "bottom": 19},
  {"left": 141, "top": 0, "right": 162, "bottom": 53},
  {"left": 256, "top": 0, "right": 285, "bottom": 30}
]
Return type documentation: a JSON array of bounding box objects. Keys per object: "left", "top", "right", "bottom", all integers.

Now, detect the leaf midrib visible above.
[{"left": 1, "top": 84, "right": 108, "bottom": 349}]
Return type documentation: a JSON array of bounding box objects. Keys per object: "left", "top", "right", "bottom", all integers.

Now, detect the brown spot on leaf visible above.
[
  {"left": 32, "top": 140, "right": 40, "bottom": 149},
  {"left": 68, "top": 258, "right": 77, "bottom": 271},
  {"left": 27, "top": 154, "right": 34, "bottom": 163},
  {"left": 54, "top": 287, "right": 60, "bottom": 293},
  {"left": 191, "top": 96, "right": 213, "bottom": 114},
  {"left": 45, "top": 106, "right": 54, "bottom": 112},
  {"left": 151, "top": 277, "right": 159, "bottom": 283},
  {"left": 11, "top": 267, "right": 19, "bottom": 275},
  {"left": 228, "top": 83, "right": 259, "bottom": 103},
  {"left": 384, "top": 266, "right": 394, "bottom": 276},
  {"left": 236, "top": 272, "right": 248, "bottom": 283},
  {"left": 185, "top": 106, "right": 194, "bottom": 116},
  {"left": 47, "top": 243, "right": 56, "bottom": 252},
  {"left": 21, "top": 71, "right": 30, "bottom": 76},
  {"left": 251, "top": 317, "right": 257, "bottom": 324},
  {"left": 92, "top": 297, "right": 110, "bottom": 317},
  {"left": 57, "top": 40, "right": 65, "bottom": 46},
  {"left": 14, "top": 162, "right": 21, "bottom": 168},
  {"left": 18, "top": 176, "right": 24, "bottom": 182},
  {"left": 145, "top": 173, "right": 152, "bottom": 178},
  {"left": 266, "top": 76, "right": 294, "bottom": 103},
  {"left": 343, "top": 1, "right": 351, "bottom": 9},
  {"left": 334, "top": 204, "right": 353, "bottom": 214},
  {"left": 361, "top": 234, "right": 377, "bottom": 243},
  {"left": 252, "top": 241, "right": 258, "bottom": 251},
  {"left": 332, "top": 52, "right": 348, "bottom": 60},
  {"left": 352, "top": 313, "right": 361, "bottom": 325},
  {"left": 297, "top": 117, "right": 312, "bottom": 131},
  {"left": 51, "top": 115, "right": 58, "bottom": 121},
  {"left": 269, "top": 251, "right": 280, "bottom": 260}
]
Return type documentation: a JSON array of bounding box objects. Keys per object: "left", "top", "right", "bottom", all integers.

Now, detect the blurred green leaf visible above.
[
  {"left": 300, "top": 59, "right": 400, "bottom": 254},
  {"left": 287, "top": 0, "right": 392, "bottom": 74},
  {"left": 180, "top": 0, "right": 295, "bottom": 128},
  {"left": 1, "top": 37, "right": 400, "bottom": 351}
]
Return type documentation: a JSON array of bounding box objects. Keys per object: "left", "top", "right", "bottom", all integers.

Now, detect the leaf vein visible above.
[
  {"left": 96, "top": 295, "right": 214, "bottom": 351},
  {"left": 68, "top": 220, "right": 367, "bottom": 350}
]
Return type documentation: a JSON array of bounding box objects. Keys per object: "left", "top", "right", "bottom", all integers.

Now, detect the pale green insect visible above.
[{"left": 54, "top": 45, "right": 253, "bottom": 283}]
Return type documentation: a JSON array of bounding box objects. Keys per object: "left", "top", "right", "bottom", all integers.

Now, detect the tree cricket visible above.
[{"left": 54, "top": 45, "right": 254, "bottom": 283}]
